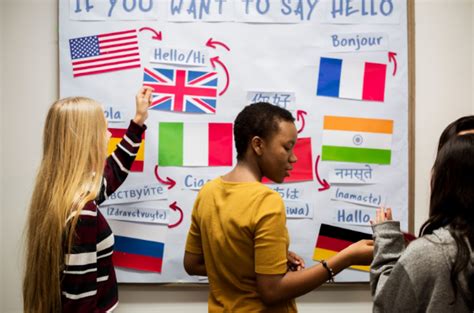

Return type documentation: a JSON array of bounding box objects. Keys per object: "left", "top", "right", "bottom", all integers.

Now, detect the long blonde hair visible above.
[{"left": 23, "top": 97, "right": 108, "bottom": 313}]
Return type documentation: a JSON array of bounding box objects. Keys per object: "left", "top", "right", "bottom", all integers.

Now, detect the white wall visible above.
[
  {"left": 414, "top": 0, "right": 474, "bottom": 232},
  {"left": 0, "top": 0, "right": 4, "bottom": 310},
  {"left": 1, "top": 1, "right": 58, "bottom": 312},
  {"left": 1, "top": 0, "right": 473, "bottom": 312}
]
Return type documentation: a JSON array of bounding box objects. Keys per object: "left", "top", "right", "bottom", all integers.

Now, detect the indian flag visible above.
[
  {"left": 159, "top": 122, "right": 233, "bottom": 167},
  {"left": 317, "top": 57, "right": 387, "bottom": 102},
  {"left": 322, "top": 116, "right": 393, "bottom": 165},
  {"left": 108, "top": 128, "right": 145, "bottom": 172}
]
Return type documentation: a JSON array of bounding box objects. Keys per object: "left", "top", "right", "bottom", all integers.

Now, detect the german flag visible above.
[
  {"left": 313, "top": 223, "right": 372, "bottom": 272},
  {"left": 108, "top": 128, "right": 145, "bottom": 172}
]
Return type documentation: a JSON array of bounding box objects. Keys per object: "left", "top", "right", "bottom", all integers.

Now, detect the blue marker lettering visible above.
[
  {"left": 370, "top": 0, "right": 377, "bottom": 15},
  {"left": 170, "top": 0, "right": 184, "bottom": 14},
  {"left": 361, "top": 0, "right": 368, "bottom": 15},
  {"left": 108, "top": 0, "right": 118, "bottom": 16},
  {"left": 139, "top": 0, "right": 153, "bottom": 12},
  {"left": 184, "top": 175, "right": 209, "bottom": 189},
  {"left": 215, "top": 0, "right": 226, "bottom": 14},
  {"left": 242, "top": 0, "right": 253, "bottom": 14},
  {"left": 199, "top": 0, "right": 211, "bottom": 19},
  {"left": 281, "top": 0, "right": 291, "bottom": 15},
  {"left": 295, "top": 0, "right": 304, "bottom": 20},
  {"left": 345, "top": 0, "right": 358, "bottom": 16},
  {"left": 256, "top": 0, "right": 270, "bottom": 14},
  {"left": 187, "top": 0, "right": 197, "bottom": 19},
  {"left": 123, "top": 0, "right": 137, "bottom": 12},
  {"left": 331, "top": 0, "right": 343, "bottom": 18},
  {"left": 380, "top": 0, "right": 393, "bottom": 16},
  {"left": 337, "top": 209, "right": 346, "bottom": 222},
  {"left": 74, "top": 0, "right": 94, "bottom": 13},
  {"left": 306, "top": 0, "right": 318, "bottom": 20}
]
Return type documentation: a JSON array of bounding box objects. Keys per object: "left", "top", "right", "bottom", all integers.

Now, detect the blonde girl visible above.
[{"left": 23, "top": 87, "right": 152, "bottom": 312}]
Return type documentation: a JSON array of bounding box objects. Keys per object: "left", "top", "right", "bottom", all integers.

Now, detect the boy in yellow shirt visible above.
[{"left": 184, "top": 102, "right": 373, "bottom": 312}]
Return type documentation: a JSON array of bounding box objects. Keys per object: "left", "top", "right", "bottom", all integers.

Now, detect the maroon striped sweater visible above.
[{"left": 61, "top": 120, "right": 146, "bottom": 312}]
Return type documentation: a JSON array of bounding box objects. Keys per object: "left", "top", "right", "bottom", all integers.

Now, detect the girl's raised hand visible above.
[
  {"left": 133, "top": 86, "right": 153, "bottom": 126},
  {"left": 373, "top": 207, "right": 393, "bottom": 225}
]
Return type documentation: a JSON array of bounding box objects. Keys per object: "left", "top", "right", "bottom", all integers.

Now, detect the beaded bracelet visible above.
[{"left": 321, "top": 260, "right": 335, "bottom": 283}]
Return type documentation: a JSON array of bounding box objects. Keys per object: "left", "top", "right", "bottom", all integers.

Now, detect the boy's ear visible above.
[{"left": 251, "top": 136, "right": 264, "bottom": 156}]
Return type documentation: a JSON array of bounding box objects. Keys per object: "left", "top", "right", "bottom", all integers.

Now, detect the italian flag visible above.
[
  {"left": 322, "top": 116, "right": 393, "bottom": 165},
  {"left": 158, "top": 122, "right": 233, "bottom": 167}
]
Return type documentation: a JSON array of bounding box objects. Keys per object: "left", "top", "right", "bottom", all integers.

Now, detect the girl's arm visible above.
[
  {"left": 96, "top": 87, "right": 152, "bottom": 204},
  {"left": 370, "top": 208, "right": 406, "bottom": 296},
  {"left": 370, "top": 208, "right": 418, "bottom": 313},
  {"left": 371, "top": 221, "right": 415, "bottom": 313}
]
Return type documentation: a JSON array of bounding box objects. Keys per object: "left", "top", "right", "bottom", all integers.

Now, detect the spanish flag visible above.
[
  {"left": 108, "top": 128, "right": 145, "bottom": 172},
  {"left": 313, "top": 223, "right": 372, "bottom": 272}
]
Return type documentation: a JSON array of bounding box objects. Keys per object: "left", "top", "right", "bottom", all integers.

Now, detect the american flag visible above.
[
  {"left": 69, "top": 29, "right": 141, "bottom": 77},
  {"left": 143, "top": 67, "right": 218, "bottom": 114}
]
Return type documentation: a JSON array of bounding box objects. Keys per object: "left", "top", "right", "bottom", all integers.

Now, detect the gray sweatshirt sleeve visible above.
[{"left": 371, "top": 221, "right": 419, "bottom": 313}]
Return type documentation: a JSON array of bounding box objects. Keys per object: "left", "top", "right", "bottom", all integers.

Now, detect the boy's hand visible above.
[
  {"left": 287, "top": 251, "right": 305, "bottom": 271},
  {"left": 340, "top": 239, "right": 374, "bottom": 266},
  {"left": 133, "top": 86, "right": 153, "bottom": 126}
]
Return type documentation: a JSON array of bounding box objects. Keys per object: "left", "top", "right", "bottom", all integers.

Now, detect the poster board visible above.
[{"left": 59, "top": 0, "right": 413, "bottom": 283}]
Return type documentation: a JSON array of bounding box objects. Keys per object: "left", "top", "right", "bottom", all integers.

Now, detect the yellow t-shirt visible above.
[{"left": 185, "top": 177, "right": 297, "bottom": 313}]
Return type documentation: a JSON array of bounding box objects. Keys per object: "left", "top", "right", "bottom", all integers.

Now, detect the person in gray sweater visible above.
[{"left": 371, "top": 134, "right": 474, "bottom": 313}]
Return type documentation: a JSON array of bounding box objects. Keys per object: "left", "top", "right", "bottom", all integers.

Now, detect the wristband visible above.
[{"left": 321, "top": 260, "right": 335, "bottom": 283}]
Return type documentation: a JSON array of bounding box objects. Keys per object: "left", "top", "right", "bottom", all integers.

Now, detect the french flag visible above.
[
  {"left": 108, "top": 219, "right": 166, "bottom": 273},
  {"left": 316, "top": 57, "right": 387, "bottom": 102}
]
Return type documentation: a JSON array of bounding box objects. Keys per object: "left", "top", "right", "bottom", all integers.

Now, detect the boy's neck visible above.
[{"left": 222, "top": 160, "right": 262, "bottom": 183}]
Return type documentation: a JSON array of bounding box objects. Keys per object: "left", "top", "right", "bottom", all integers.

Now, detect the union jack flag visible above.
[{"left": 143, "top": 67, "right": 218, "bottom": 114}]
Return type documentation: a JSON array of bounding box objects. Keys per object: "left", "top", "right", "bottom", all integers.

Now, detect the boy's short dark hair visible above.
[{"left": 233, "top": 102, "right": 295, "bottom": 160}]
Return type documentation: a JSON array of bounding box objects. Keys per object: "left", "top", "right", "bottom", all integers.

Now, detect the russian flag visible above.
[
  {"left": 316, "top": 57, "right": 387, "bottom": 102},
  {"left": 108, "top": 219, "right": 166, "bottom": 273}
]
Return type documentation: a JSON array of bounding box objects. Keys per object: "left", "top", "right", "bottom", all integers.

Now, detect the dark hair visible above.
[
  {"left": 420, "top": 134, "right": 474, "bottom": 299},
  {"left": 437, "top": 115, "right": 474, "bottom": 152},
  {"left": 234, "top": 102, "right": 295, "bottom": 160}
]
